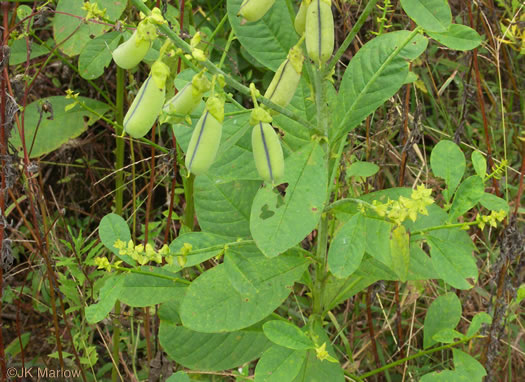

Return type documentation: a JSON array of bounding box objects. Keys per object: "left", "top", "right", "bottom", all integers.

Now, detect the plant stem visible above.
[
  {"left": 112, "top": 266, "right": 190, "bottom": 284},
  {"left": 111, "top": 65, "right": 125, "bottom": 382},
  {"left": 356, "top": 334, "right": 481, "bottom": 379},
  {"left": 183, "top": 174, "right": 195, "bottom": 229}
]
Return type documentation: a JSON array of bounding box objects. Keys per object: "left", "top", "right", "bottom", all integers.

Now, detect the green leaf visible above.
[
  {"left": 118, "top": 267, "right": 186, "bottom": 307},
  {"left": 194, "top": 178, "right": 261, "bottom": 238},
  {"left": 466, "top": 312, "right": 492, "bottom": 337},
  {"left": 250, "top": 143, "right": 327, "bottom": 258},
  {"left": 420, "top": 370, "right": 457, "bottom": 381},
  {"left": 336, "top": 31, "right": 428, "bottom": 136},
  {"left": 328, "top": 213, "right": 366, "bottom": 278},
  {"left": 179, "top": 248, "right": 309, "bottom": 332},
  {"left": 98, "top": 213, "right": 134, "bottom": 265},
  {"left": 166, "top": 371, "right": 190, "bottom": 382},
  {"left": 479, "top": 192, "right": 509, "bottom": 213},
  {"left": 263, "top": 321, "right": 314, "bottom": 350},
  {"left": 400, "top": 0, "right": 452, "bottom": 32},
  {"left": 78, "top": 31, "right": 121, "bottom": 79},
  {"left": 5, "top": 332, "right": 30, "bottom": 357},
  {"left": 8, "top": 38, "right": 50, "bottom": 66},
  {"left": 363, "top": 217, "right": 393, "bottom": 267},
  {"left": 85, "top": 274, "right": 125, "bottom": 324},
  {"left": 432, "top": 328, "right": 466, "bottom": 343},
  {"left": 423, "top": 293, "right": 462, "bottom": 349},
  {"left": 471, "top": 151, "right": 487, "bottom": 178},
  {"left": 430, "top": 140, "right": 465, "bottom": 200},
  {"left": 453, "top": 349, "right": 487, "bottom": 381},
  {"left": 255, "top": 345, "right": 306, "bottom": 382},
  {"left": 427, "top": 234, "right": 477, "bottom": 290},
  {"left": 52, "top": 0, "right": 126, "bottom": 56},
  {"left": 227, "top": 0, "right": 296, "bottom": 71},
  {"left": 159, "top": 321, "right": 271, "bottom": 371},
  {"left": 390, "top": 225, "right": 410, "bottom": 282},
  {"left": 449, "top": 175, "right": 484, "bottom": 221},
  {"left": 167, "top": 232, "right": 233, "bottom": 270},
  {"left": 427, "top": 24, "right": 482, "bottom": 51},
  {"left": 9, "top": 96, "right": 110, "bottom": 158},
  {"left": 346, "top": 161, "right": 380, "bottom": 178}
]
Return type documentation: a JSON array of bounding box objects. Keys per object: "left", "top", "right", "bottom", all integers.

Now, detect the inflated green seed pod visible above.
[
  {"left": 294, "top": 1, "right": 309, "bottom": 35},
  {"left": 263, "top": 46, "right": 303, "bottom": 109},
  {"left": 123, "top": 75, "right": 166, "bottom": 138},
  {"left": 305, "top": 0, "right": 334, "bottom": 65},
  {"left": 238, "top": 0, "right": 276, "bottom": 23},
  {"left": 163, "top": 83, "right": 201, "bottom": 117},
  {"left": 112, "top": 31, "right": 151, "bottom": 69},
  {"left": 252, "top": 122, "right": 284, "bottom": 184},
  {"left": 185, "top": 110, "right": 222, "bottom": 175}
]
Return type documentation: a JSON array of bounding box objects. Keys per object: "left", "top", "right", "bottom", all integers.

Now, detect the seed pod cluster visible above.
[
  {"left": 238, "top": 0, "right": 276, "bottom": 23},
  {"left": 305, "top": 0, "right": 334, "bottom": 65},
  {"left": 264, "top": 45, "right": 304, "bottom": 109},
  {"left": 112, "top": 31, "right": 151, "bottom": 69},
  {"left": 185, "top": 110, "right": 223, "bottom": 176},
  {"left": 252, "top": 122, "right": 284, "bottom": 184}
]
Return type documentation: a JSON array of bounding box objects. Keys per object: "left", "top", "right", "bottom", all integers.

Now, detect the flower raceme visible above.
[{"left": 238, "top": 0, "right": 276, "bottom": 23}]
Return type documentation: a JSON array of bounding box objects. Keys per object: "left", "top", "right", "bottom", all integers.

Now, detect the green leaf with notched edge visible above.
[
  {"left": 250, "top": 143, "right": 327, "bottom": 258},
  {"left": 179, "top": 247, "right": 309, "bottom": 332},
  {"left": 255, "top": 345, "right": 307, "bottom": 382},
  {"left": 427, "top": 234, "right": 477, "bottom": 290},
  {"left": 328, "top": 213, "right": 366, "bottom": 278},
  {"left": 400, "top": 0, "right": 452, "bottom": 32},
  {"left": 9, "top": 96, "right": 110, "bottom": 158},
  {"left": 427, "top": 24, "right": 482, "bottom": 51},
  {"left": 263, "top": 321, "right": 314, "bottom": 350},
  {"left": 227, "top": 0, "right": 296, "bottom": 71},
  {"left": 159, "top": 321, "right": 271, "bottom": 371},
  {"left": 78, "top": 31, "right": 121, "bottom": 79},
  {"left": 423, "top": 293, "right": 462, "bottom": 349}
]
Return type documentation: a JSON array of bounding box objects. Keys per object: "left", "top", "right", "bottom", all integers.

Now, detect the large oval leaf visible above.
[
  {"left": 227, "top": 0, "right": 296, "bottom": 71},
  {"left": 179, "top": 247, "right": 309, "bottom": 332},
  {"left": 10, "top": 96, "right": 109, "bottom": 158},
  {"left": 400, "top": 0, "right": 452, "bottom": 32},
  {"left": 250, "top": 143, "right": 327, "bottom": 257},
  {"left": 159, "top": 321, "right": 271, "bottom": 371},
  {"left": 336, "top": 31, "right": 428, "bottom": 136}
]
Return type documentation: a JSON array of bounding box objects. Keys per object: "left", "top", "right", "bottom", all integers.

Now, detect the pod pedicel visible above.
[
  {"left": 305, "top": 0, "right": 334, "bottom": 65},
  {"left": 252, "top": 122, "right": 284, "bottom": 184},
  {"left": 185, "top": 111, "right": 222, "bottom": 175},
  {"left": 263, "top": 46, "right": 304, "bottom": 109},
  {"left": 238, "top": 0, "right": 276, "bottom": 23},
  {"left": 112, "top": 31, "right": 151, "bottom": 69}
]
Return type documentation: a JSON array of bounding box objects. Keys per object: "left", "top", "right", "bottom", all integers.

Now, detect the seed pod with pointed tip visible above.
[
  {"left": 252, "top": 122, "right": 284, "bottom": 184},
  {"left": 163, "top": 83, "right": 201, "bottom": 118},
  {"left": 238, "top": 0, "right": 276, "bottom": 23},
  {"left": 305, "top": 0, "right": 334, "bottom": 65},
  {"left": 185, "top": 111, "right": 222, "bottom": 175},
  {"left": 124, "top": 75, "right": 166, "bottom": 138},
  {"left": 294, "top": 1, "right": 309, "bottom": 35},
  {"left": 264, "top": 46, "right": 304, "bottom": 109},
  {"left": 112, "top": 31, "right": 151, "bottom": 69}
]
